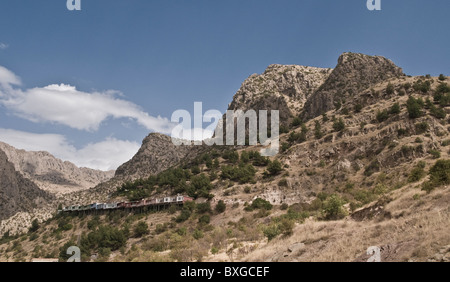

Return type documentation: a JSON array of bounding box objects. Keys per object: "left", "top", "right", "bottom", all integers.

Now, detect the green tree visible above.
[
  {"left": 215, "top": 200, "right": 226, "bottom": 214},
  {"left": 291, "top": 117, "right": 302, "bottom": 127},
  {"left": 314, "top": 121, "right": 323, "bottom": 139},
  {"left": 198, "top": 214, "right": 210, "bottom": 225},
  {"left": 248, "top": 198, "right": 273, "bottom": 211},
  {"left": 29, "top": 219, "right": 39, "bottom": 233},
  {"left": 222, "top": 150, "right": 239, "bottom": 163},
  {"left": 376, "top": 110, "right": 389, "bottom": 123},
  {"left": 386, "top": 83, "right": 395, "bottom": 95},
  {"left": 188, "top": 174, "right": 213, "bottom": 198},
  {"left": 429, "top": 159, "right": 450, "bottom": 186},
  {"left": 134, "top": 221, "right": 149, "bottom": 238},
  {"left": 389, "top": 103, "right": 401, "bottom": 115},
  {"left": 196, "top": 202, "right": 212, "bottom": 214},
  {"left": 322, "top": 194, "right": 347, "bottom": 220},
  {"left": 406, "top": 96, "right": 423, "bottom": 118},
  {"left": 263, "top": 224, "right": 280, "bottom": 241},
  {"left": 333, "top": 118, "right": 346, "bottom": 132},
  {"left": 267, "top": 160, "right": 283, "bottom": 176},
  {"left": 408, "top": 161, "right": 426, "bottom": 183},
  {"left": 175, "top": 209, "right": 192, "bottom": 223}
]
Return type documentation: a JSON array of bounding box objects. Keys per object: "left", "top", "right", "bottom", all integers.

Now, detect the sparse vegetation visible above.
[
  {"left": 291, "top": 117, "right": 303, "bottom": 127},
  {"left": 376, "top": 110, "right": 389, "bottom": 123},
  {"left": 3, "top": 55, "right": 450, "bottom": 264},
  {"left": 415, "top": 122, "right": 429, "bottom": 134},
  {"left": 215, "top": 200, "right": 226, "bottom": 214},
  {"left": 354, "top": 104, "right": 363, "bottom": 113},
  {"left": 134, "top": 221, "right": 150, "bottom": 238},
  {"left": 245, "top": 198, "right": 273, "bottom": 212},
  {"left": 314, "top": 121, "right": 324, "bottom": 139},
  {"left": 407, "top": 96, "right": 424, "bottom": 118},
  {"left": 422, "top": 159, "right": 450, "bottom": 193},
  {"left": 221, "top": 163, "right": 256, "bottom": 184},
  {"left": 386, "top": 83, "right": 395, "bottom": 95},
  {"left": 322, "top": 194, "right": 347, "bottom": 220},
  {"left": 389, "top": 103, "right": 401, "bottom": 115},
  {"left": 413, "top": 79, "right": 431, "bottom": 93},
  {"left": 266, "top": 160, "right": 283, "bottom": 176},
  {"left": 332, "top": 118, "right": 346, "bottom": 132},
  {"left": 408, "top": 161, "right": 426, "bottom": 182}
]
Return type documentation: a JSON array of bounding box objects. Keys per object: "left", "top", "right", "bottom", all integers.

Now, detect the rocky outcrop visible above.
[
  {"left": 0, "top": 150, "right": 53, "bottom": 221},
  {"left": 115, "top": 133, "right": 202, "bottom": 182},
  {"left": 0, "top": 142, "right": 114, "bottom": 194},
  {"left": 428, "top": 245, "right": 450, "bottom": 262},
  {"left": 302, "top": 52, "right": 404, "bottom": 120},
  {"left": 227, "top": 64, "right": 332, "bottom": 126}
]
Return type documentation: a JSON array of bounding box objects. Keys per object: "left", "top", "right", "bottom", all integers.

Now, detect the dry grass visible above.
[{"left": 241, "top": 185, "right": 450, "bottom": 262}]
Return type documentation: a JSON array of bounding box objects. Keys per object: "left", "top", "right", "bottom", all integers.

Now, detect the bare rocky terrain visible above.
[
  {"left": 227, "top": 64, "right": 332, "bottom": 126},
  {"left": 0, "top": 143, "right": 114, "bottom": 235},
  {"left": 0, "top": 150, "right": 53, "bottom": 223}
]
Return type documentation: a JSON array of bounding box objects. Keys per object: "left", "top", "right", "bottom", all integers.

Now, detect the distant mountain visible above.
[
  {"left": 0, "top": 142, "right": 114, "bottom": 195},
  {"left": 0, "top": 149, "right": 53, "bottom": 221}
]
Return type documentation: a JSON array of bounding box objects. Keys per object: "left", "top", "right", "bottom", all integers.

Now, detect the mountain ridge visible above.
[
  {"left": 0, "top": 149, "right": 53, "bottom": 222},
  {"left": 0, "top": 141, "right": 114, "bottom": 195},
  {"left": 1, "top": 52, "right": 449, "bottom": 262}
]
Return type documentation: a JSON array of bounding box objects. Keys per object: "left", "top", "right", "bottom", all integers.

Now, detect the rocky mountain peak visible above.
[
  {"left": 227, "top": 64, "right": 332, "bottom": 126},
  {"left": 114, "top": 133, "right": 195, "bottom": 181},
  {"left": 302, "top": 52, "right": 404, "bottom": 120}
]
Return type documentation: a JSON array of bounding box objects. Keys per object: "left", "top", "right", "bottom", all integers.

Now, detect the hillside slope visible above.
[
  {"left": 1, "top": 53, "right": 449, "bottom": 262},
  {"left": 0, "top": 150, "right": 53, "bottom": 222}
]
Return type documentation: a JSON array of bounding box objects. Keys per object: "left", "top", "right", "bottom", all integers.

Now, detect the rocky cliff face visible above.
[
  {"left": 227, "top": 64, "right": 332, "bottom": 125},
  {"left": 110, "top": 53, "right": 402, "bottom": 183},
  {"left": 302, "top": 52, "right": 404, "bottom": 120},
  {"left": 0, "top": 150, "right": 53, "bottom": 221},
  {"left": 0, "top": 142, "right": 114, "bottom": 194},
  {"left": 115, "top": 133, "right": 202, "bottom": 182}
]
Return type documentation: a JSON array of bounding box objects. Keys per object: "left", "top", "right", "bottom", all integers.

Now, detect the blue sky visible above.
[{"left": 0, "top": 0, "right": 449, "bottom": 170}]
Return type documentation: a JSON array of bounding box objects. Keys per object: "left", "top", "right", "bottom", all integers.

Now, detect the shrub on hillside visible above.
[
  {"left": 245, "top": 198, "right": 273, "bottom": 212},
  {"left": 422, "top": 159, "right": 450, "bottom": 193},
  {"left": 215, "top": 200, "right": 226, "bottom": 214},
  {"left": 386, "top": 83, "right": 395, "bottom": 95},
  {"left": 408, "top": 161, "right": 426, "bottom": 183},
  {"left": 413, "top": 80, "right": 431, "bottom": 93},
  {"left": 134, "top": 221, "right": 149, "bottom": 238},
  {"left": 266, "top": 160, "right": 283, "bottom": 176},
  {"left": 332, "top": 118, "right": 346, "bottom": 132},
  {"left": 407, "top": 96, "right": 424, "bottom": 118},
  {"left": 376, "top": 110, "right": 389, "bottom": 123},
  {"left": 322, "top": 194, "right": 347, "bottom": 220},
  {"left": 291, "top": 117, "right": 303, "bottom": 127},
  {"left": 389, "top": 103, "right": 401, "bottom": 115}
]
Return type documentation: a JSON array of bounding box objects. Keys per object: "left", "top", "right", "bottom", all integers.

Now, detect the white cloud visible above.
[
  {"left": 0, "top": 66, "right": 21, "bottom": 88},
  {"left": 0, "top": 43, "right": 8, "bottom": 50},
  {"left": 0, "top": 66, "right": 175, "bottom": 134},
  {"left": 0, "top": 128, "right": 140, "bottom": 171}
]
